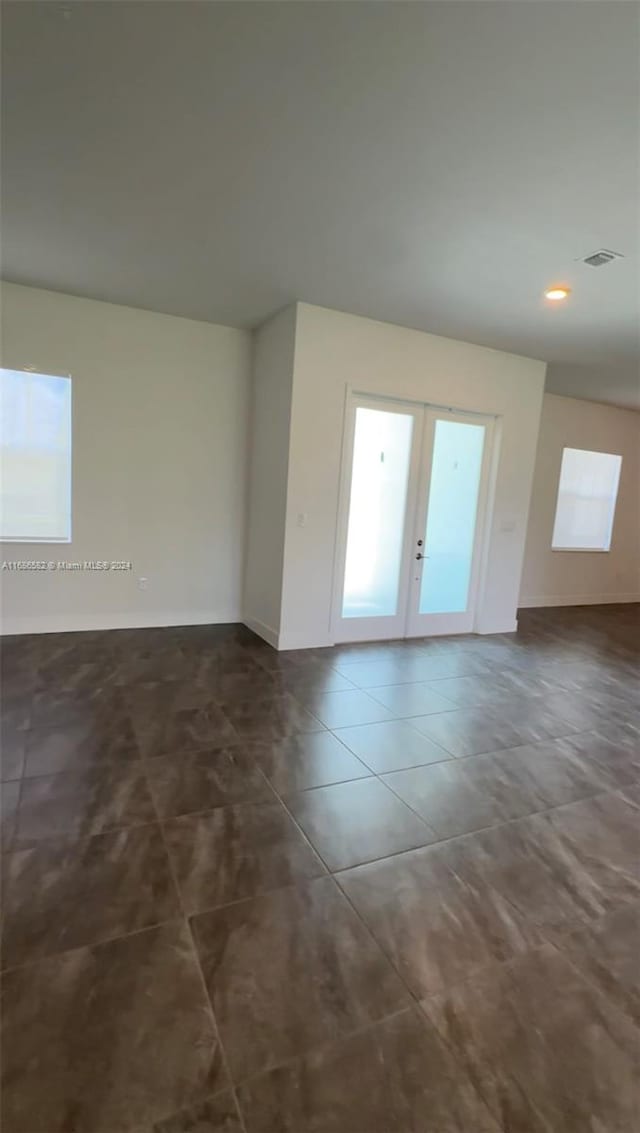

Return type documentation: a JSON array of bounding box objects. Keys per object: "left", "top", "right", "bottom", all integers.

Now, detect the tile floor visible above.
[{"left": 1, "top": 604, "right": 639, "bottom": 1132}]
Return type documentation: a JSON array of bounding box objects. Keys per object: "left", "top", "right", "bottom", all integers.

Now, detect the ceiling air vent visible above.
[{"left": 580, "top": 249, "right": 624, "bottom": 268}]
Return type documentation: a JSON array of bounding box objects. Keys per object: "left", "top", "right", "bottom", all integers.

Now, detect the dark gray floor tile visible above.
[
  {"left": 283, "top": 668, "right": 358, "bottom": 700},
  {"left": 368, "top": 681, "right": 457, "bottom": 717},
  {"left": 145, "top": 747, "right": 271, "bottom": 818},
  {"left": 148, "top": 1091, "right": 244, "bottom": 1133},
  {"left": 248, "top": 732, "right": 370, "bottom": 794},
  {"left": 164, "top": 800, "right": 325, "bottom": 912},
  {"left": 334, "top": 718, "right": 451, "bottom": 773},
  {"left": 338, "top": 841, "right": 542, "bottom": 996},
  {"left": 1, "top": 923, "right": 227, "bottom": 1133},
  {"left": 221, "top": 693, "right": 324, "bottom": 739},
  {"left": 489, "top": 695, "right": 585, "bottom": 742},
  {"left": 410, "top": 707, "right": 528, "bottom": 756},
  {"left": 537, "top": 792, "right": 640, "bottom": 909},
  {"left": 382, "top": 761, "right": 508, "bottom": 837},
  {"left": 11, "top": 764, "right": 156, "bottom": 849},
  {"left": 460, "top": 737, "right": 611, "bottom": 815},
  {"left": 1, "top": 609, "right": 637, "bottom": 1133},
  {"left": 423, "top": 943, "right": 639, "bottom": 1133},
  {"left": 331, "top": 642, "right": 411, "bottom": 668},
  {"left": 618, "top": 781, "right": 640, "bottom": 809},
  {"left": 2, "top": 824, "right": 180, "bottom": 967},
  {"left": 1, "top": 780, "right": 20, "bottom": 850},
  {"left": 547, "top": 902, "right": 640, "bottom": 1028},
  {"left": 307, "top": 690, "right": 395, "bottom": 729},
  {"left": 29, "top": 686, "right": 127, "bottom": 727},
  {"left": 333, "top": 656, "right": 439, "bottom": 688},
  {"left": 207, "top": 670, "right": 283, "bottom": 706},
  {"left": 436, "top": 697, "right": 585, "bottom": 753},
  {"left": 447, "top": 802, "right": 638, "bottom": 932},
  {"left": 113, "top": 650, "right": 195, "bottom": 687},
  {"left": 287, "top": 778, "right": 435, "bottom": 870},
  {"left": 544, "top": 688, "right": 637, "bottom": 733},
  {"left": 252, "top": 648, "right": 337, "bottom": 674},
  {"left": 341, "top": 652, "right": 499, "bottom": 688},
  {"left": 561, "top": 728, "right": 640, "bottom": 788},
  {"left": 191, "top": 876, "right": 409, "bottom": 1080},
  {"left": 422, "top": 673, "right": 529, "bottom": 707},
  {"left": 34, "top": 658, "right": 117, "bottom": 695},
  {"left": 133, "top": 703, "right": 239, "bottom": 757},
  {"left": 237, "top": 1008, "right": 500, "bottom": 1133},
  {"left": 24, "top": 714, "right": 140, "bottom": 777},
  {"left": 0, "top": 727, "right": 25, "bottom": 781},
  {"left": 124, "top": 678, "right": 221, "bottom": 715},
  {"left": 0, "top": 691, "right": 31, "bottom": 730}
]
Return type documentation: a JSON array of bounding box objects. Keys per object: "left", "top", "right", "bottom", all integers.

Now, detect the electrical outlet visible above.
[{"left": 138, "top": 577, "right": 148, "bottom": 591}]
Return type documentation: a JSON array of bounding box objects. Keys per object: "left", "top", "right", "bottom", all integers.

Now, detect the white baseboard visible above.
[
  {"left": 519, "top": 593, "right": 640, "bottom": 609},
  {"left": 242, "top": 616, "right": 280, "bottom": 649},
  {"left": 242, "top": 617, "right": 334, "bottom": 651},
  {"left": 475, "top": 620, "right": 519, "bottom": 635},
  {"left": 0, "top": 609, "right": 242, "bottom": 636},
  {"left": 277, "top": 630, "right": 335, "bottom": 651}
]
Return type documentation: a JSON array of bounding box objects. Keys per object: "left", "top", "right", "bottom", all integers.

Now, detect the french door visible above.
[{"left": 332, "top": 395, "right": 494, "bottom": 642}]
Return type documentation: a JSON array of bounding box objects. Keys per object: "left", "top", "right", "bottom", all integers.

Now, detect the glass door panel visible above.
[
  {"left": 342, "top": 407, "right": 414, "bottom": 618},
  {"left": 406, "top": 410, "right": 493, "bottom": 637},
  {"left": 334, "top": 399, "right": 423, "bottom": 642},
  {"left": 419, "top": 419, "right": 485, "bottom": 614}
]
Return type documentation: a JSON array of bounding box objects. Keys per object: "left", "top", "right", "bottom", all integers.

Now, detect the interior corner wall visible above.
[
  {"left": 0, "top": 282, "right": 252, "bottom": 635},
  {"left": 519, "top": 393, "right": 640, "bottom": 608},
  {"left": 242, "top": 304, "right": 297, "bottom": 646},
  {"left": 278, "top": 303, "right": 547, "bottom": 649}
]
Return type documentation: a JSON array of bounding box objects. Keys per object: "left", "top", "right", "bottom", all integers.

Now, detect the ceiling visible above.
[{"left": 2, "top": 1, "right": 638, "bottom": 408}]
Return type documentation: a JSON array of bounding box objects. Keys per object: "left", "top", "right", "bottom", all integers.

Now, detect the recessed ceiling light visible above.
[{"left": 544, "top": 287, "right": 570, "bottom": 301}]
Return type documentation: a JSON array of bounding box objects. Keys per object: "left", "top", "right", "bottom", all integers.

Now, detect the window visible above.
[
  {"left": 1, "top": 368, "right": 72, "bottom": 542},
  {"left": 551, "top": 447, "right": 622, "bottom": 552}
]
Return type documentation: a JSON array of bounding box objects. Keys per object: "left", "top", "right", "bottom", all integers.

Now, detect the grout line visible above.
[
  {"left": 413, "top": 991, "right": 551, "bottom": 1132},
  {"left": 535, "top": 902, "right": 640, "bottom": 1032},
  {"left": 2, "top": 739, "right": 625, "bottom": 874},
  {"left": 332, "top": 882, "right": 428, "bottom": 1021},
  {"left": 260, "top": 745, "right": 439, "bottom": 870},
  {"left": 149, "top": 774, "right": 250, "bottom": 1133},
  {"left": 0, "top": 914, "right": 185, "bottom": 976},
  {"left": 230, "top": 1004, "right": 422, "bottom": 1095},
  {"left": 327, "top": 714, "right": 453, "bottom": 734},
  {"left": 257, "top": 773, "right": 333, "bottom": 876},
  {"left": 2, "top": 810, "right": 164, "bottom": 857},
  {"left": 374, "top": 770, "right": 442, "bottom": 839},
  {"left": 254, "top": 774, "right": 437, "bottom": 1052},
  {"left": 249, "top": 730, "right": 586, "bottom": 1067},
  {"left": 327, "top": 781, "right": 626, "bottom": 879}
]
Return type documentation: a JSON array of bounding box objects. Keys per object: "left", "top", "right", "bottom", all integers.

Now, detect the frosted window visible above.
[
  {"left": 419, "top": 420, "right": 485, "bottom": 614},
  {"left": 551, "top": 447, "right": 621, "bottom": 551},
  {"left": 342, "top": 407, "right": 413, "bottom": 618},
  {"left": 1, "top": 368, "right": 72, "bottom": 542}
]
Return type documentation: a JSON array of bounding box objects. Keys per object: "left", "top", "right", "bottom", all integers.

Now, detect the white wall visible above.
[
  {"left": 278, "top": 303, "right": 547, "bottom": 648},
  {"left": 1, "top": 283, "right": 251, "bottom": 634},
  {"left": 520, "top": 393, "right": 640, "bottom": 607},
  {"left": 243, "top": 306, "right": 296, "bottom": 646}
]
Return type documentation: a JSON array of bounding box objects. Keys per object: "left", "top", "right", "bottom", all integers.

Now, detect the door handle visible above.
[{"left": 416, "top": 553, "right": 426, "bottom": 560}]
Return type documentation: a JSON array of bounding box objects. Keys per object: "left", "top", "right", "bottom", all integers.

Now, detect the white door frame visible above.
[
  {"left": 330, "top": 391, "right": 497, "bottom": 642},
  {"left": 404, "top": 408, "right": 496, "bottom": 637}
]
